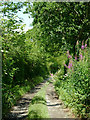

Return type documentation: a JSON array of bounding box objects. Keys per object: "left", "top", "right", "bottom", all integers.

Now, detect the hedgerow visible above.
[{"left": 54, "top": 41, "right": 89, "bottom": 118}]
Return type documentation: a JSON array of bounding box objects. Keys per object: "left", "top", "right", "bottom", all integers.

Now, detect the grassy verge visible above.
[
  {"left": 28, "top": 82, "right": 49, "bottom": 119},
  {"left": 2, "top": 76, "right": 44, "bottom": 117}
]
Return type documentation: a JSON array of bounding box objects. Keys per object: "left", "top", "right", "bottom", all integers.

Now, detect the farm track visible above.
[
  {"left": 3, "top": 77, "right": 75, "bottom": 120},
  {"left": 46, "top": 82, "right": 75, "bottom": 118},
  {"left": 3, "top": 79, "right": 48, "bottom": 120}
]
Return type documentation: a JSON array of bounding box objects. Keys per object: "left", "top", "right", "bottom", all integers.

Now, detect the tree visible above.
[{"left": 29, "top": 2, "right": 89, "bottom": 55}]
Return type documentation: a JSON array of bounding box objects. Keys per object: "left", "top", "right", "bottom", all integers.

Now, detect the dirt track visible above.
[
  {"left": 3, "top": 80, "right": 47, "bottom": 120},
  {"left": 3, "top": 78, "right": 75, "bottom": 120},
  {"left": 46, "top": 82, "right": 75, "bottom": 118}
]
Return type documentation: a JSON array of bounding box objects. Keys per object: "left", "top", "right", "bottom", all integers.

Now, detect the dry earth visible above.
[{"left": 46, "top": 82, "right": 75, "bottom": 118}]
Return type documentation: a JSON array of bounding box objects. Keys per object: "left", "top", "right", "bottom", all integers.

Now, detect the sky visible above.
[
  {"left": 16, "top": 6, "right": 33, "bottom": 32},
  {"left": 0, "top": 4, "right": 33, "bottom": 32}
]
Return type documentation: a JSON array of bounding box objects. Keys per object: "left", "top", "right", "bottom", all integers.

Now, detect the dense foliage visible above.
[
  {"left": 0, "top": 2, "right": 89, "bottom": 118},
  {"left": 29, "top": 2, "right": 89, "bottom": 55},
  {"left": 54, "top": 42, "right": 89, "bottom": 118},
  {"left": 29, "top": 3, "right": 89, "bottom": 117},
  {"left": 0, "top": 2, "right": 49, "bottom": 117}
]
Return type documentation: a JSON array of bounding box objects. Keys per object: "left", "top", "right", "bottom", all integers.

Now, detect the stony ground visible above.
[
  {"left": 46, "top": 82, "right": 75, "bottom": 118},
  {"left": 3, "top": 78, "right": 75, "bottom": 120}
]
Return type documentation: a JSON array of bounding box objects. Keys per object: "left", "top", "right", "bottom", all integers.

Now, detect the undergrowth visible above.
[
  {"left": 2, "top": 76, "right": 44, "bottom": 117},
  {"left": 54, "top": 47, "right": 89, "bottom": 118}
]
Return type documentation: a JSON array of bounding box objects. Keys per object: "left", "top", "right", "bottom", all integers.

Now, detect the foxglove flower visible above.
[
  {"left": 68, "top": 65, "right": 71, "bottom": 69},
  {"left": 67, "top": 60, "right": 73, "bottom": 69},
  {"left": 68, "top": 55, "right": 72, "bottom": 59},
  {"left": 50, "top": 73, "right": 53, "bottom": 76},
  {"left": 79, "top": 54, "right": 83, "bottom": 60},
  {"left": 85, "top": 44, "right": 87, "bottom": 48},
  {"left": 81, "top": 41, "right": 84, "bottom": 49},
  {"left": 75, "top": 56, "right": 77, "bottom": 60},
  {"left": 69, "top": 63, "right": 72, "bottom": 67},
  {"left": 68, "top": 62, "right": 72, "bottom": 68},
  {"left": 81, "top": 45, "right": 84, "bottom": 49}
]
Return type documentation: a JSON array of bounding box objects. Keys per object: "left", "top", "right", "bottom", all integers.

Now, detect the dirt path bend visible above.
[
  {"left": 46, "top": 82, "right": 75, "bottom": 118},
  {"left": 4, "top": 80, "right": 48, "bottom": 120}
]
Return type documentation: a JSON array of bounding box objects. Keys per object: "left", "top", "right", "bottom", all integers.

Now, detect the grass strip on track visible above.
[{"left": 28, "top": 82, "right": 49, "bottom": 119}]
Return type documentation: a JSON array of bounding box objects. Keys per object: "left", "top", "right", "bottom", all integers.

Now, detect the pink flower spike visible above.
[
  {"left": 50, "top": 73, "right": 53, "bottom": 76},
  {"left": 69, "top": 63, "right": 72, "bottom": 67},
  {"left": 85, "top": 44, "right": 87, "bottom": 48},
  {"left": 81, "top": 45, "right": 84, "bottom": 49},
  {"left": 79, "top": 54, "right": 83, "bottom": 60},
  {"left": 68, "top": 61, "right": 72, "bottom": 67},
  {"left": 68, "top": 55, "right": 72, "bottom": 59},
  {"left": 75, "top": 57, "right": 77, "bottom": 60},
  {"left": 68, "top": 65, "right": 71, "bottom": 69}
]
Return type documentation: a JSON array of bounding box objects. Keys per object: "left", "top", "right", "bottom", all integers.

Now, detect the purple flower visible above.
[
  {"left": 68, "top": 62, "right": 72, "bottom": 68},
  {"left": 75, "top": 56, "right": 77, "bottom": 60},
  {"left": 81, "top": 45, "right": 84, "bottom": 49},
  {"left": 68, "top": 55, "right": 72, "bottom": 59},
  {"left": 68, "top": 65, "right": 71, "bottom": 69},
  {"left": 69, "top": 63, "right": 72, "bottom": 67},
  {"left": 50, "top": 73, "right": 53, "bottom": 76},
  {"left": 79, "top": 54, "right": 83, "bottom": 60},
  {"left": 67, "top": 60, "right": 73, "bottom": 69},
  {"left": 85, "top": 44, "right": 87, "bottom": 48}
]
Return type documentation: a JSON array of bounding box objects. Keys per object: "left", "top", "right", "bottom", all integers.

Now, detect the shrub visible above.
[{"left": 54, "top": 43, "right": 89, "bottom": 118}]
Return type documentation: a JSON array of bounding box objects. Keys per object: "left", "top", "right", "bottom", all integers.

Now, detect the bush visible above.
[
  {"left": 54, "top": 48, "right": 89, "bottom": 118},
  {"left": 47, "top": 53, "right": 67, "bottom": 74},
  {"left": 2, "top": 76, "right": 44, "bottom": 117},
  {"left": 2, "top": 29, "right": 49, "bottom": 117}
]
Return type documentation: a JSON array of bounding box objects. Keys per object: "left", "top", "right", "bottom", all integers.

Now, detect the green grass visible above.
[{"left": 28, "top": 83, "right": 49, "bottom": 119}]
